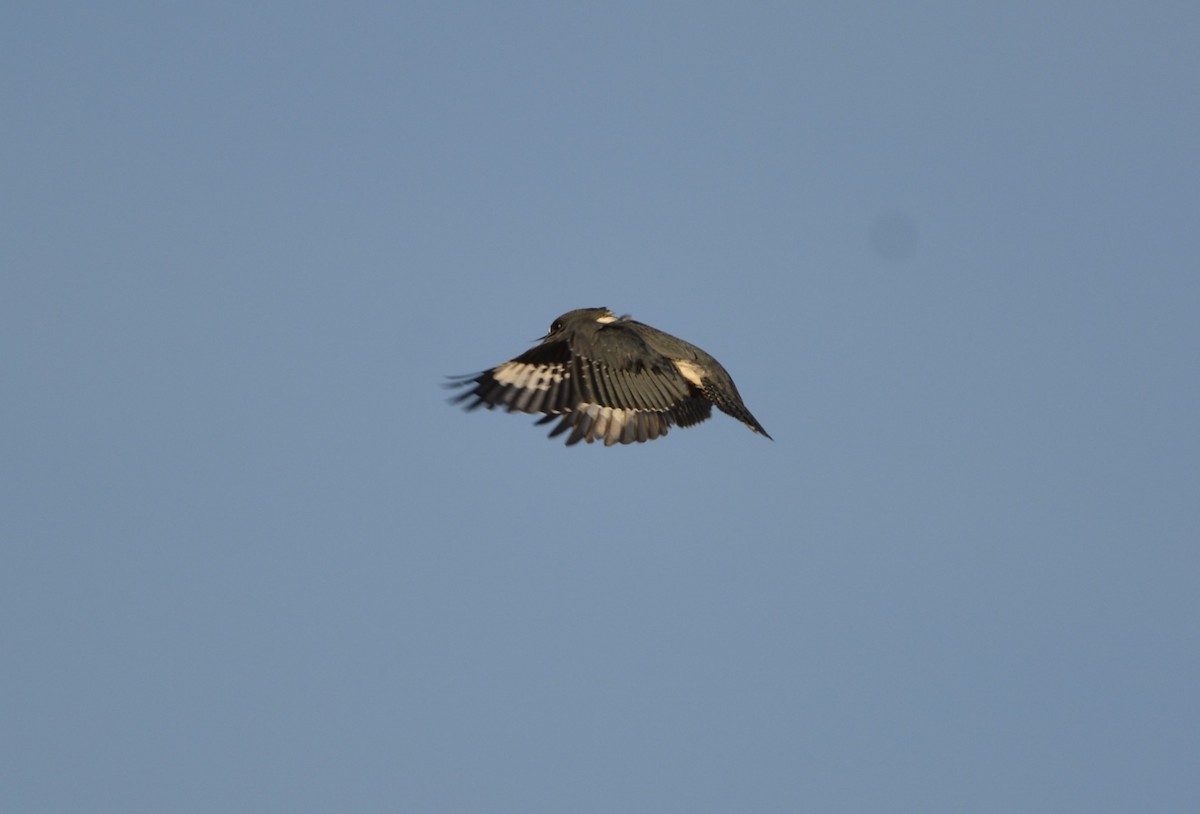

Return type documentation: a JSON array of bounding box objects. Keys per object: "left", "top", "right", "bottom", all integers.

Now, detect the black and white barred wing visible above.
[{"left": 448, "top": 329, "right": 712, "bottom": 446}]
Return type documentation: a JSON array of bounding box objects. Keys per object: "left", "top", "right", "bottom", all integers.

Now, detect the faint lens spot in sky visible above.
[{"left": 869, "top": 211, "right": 919, "bottom": 262}]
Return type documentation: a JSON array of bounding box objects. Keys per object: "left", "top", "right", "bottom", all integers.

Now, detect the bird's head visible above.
[{"left": 541, "top": 307, "right": 619, "bottom": 342}]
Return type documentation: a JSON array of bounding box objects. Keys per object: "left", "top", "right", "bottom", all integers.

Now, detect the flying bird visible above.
[{"left": 449, "top": 307, "right": 771, "bottom": 446}]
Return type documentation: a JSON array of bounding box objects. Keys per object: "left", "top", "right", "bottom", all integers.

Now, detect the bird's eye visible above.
[{"left": 549, "top": 319, "right": 563, "bottom": 334}]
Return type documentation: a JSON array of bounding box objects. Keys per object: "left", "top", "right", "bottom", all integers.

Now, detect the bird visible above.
[{"left": 448, "top": 307, "right": 771, "bottom": 446}]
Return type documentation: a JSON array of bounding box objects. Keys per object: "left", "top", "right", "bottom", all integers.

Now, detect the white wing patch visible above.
[
  {"left": 672, "top": 359, "right": 706, "bottom": 387},
  {"left": 493, "top": 361, "right": 566, "bottom": 391}
]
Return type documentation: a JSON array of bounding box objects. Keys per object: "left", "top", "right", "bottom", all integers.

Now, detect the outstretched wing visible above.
[
  {"left": 448, "top": 324, "right": 713, "bottom": 446},
  {"left": 448, "top": 340, "right": 574, "bottom": 415}
]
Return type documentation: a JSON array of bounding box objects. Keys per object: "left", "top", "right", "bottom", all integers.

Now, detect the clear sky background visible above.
[{"left": 4, "top": 2, "right": 1198, "bottom": 812}]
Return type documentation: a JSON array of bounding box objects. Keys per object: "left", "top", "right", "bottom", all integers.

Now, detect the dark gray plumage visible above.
[{"left": 449, "top": 307, "right": 771, "bottom": 446}]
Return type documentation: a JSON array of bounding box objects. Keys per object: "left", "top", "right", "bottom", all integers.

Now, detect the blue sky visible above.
[{"left": 4, "top": 2, "right": 1198, "bottom": 811}]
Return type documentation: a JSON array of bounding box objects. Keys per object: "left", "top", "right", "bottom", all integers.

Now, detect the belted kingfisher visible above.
[{"left": 450, "top": 308, "right": 771, "bottom": 446}]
